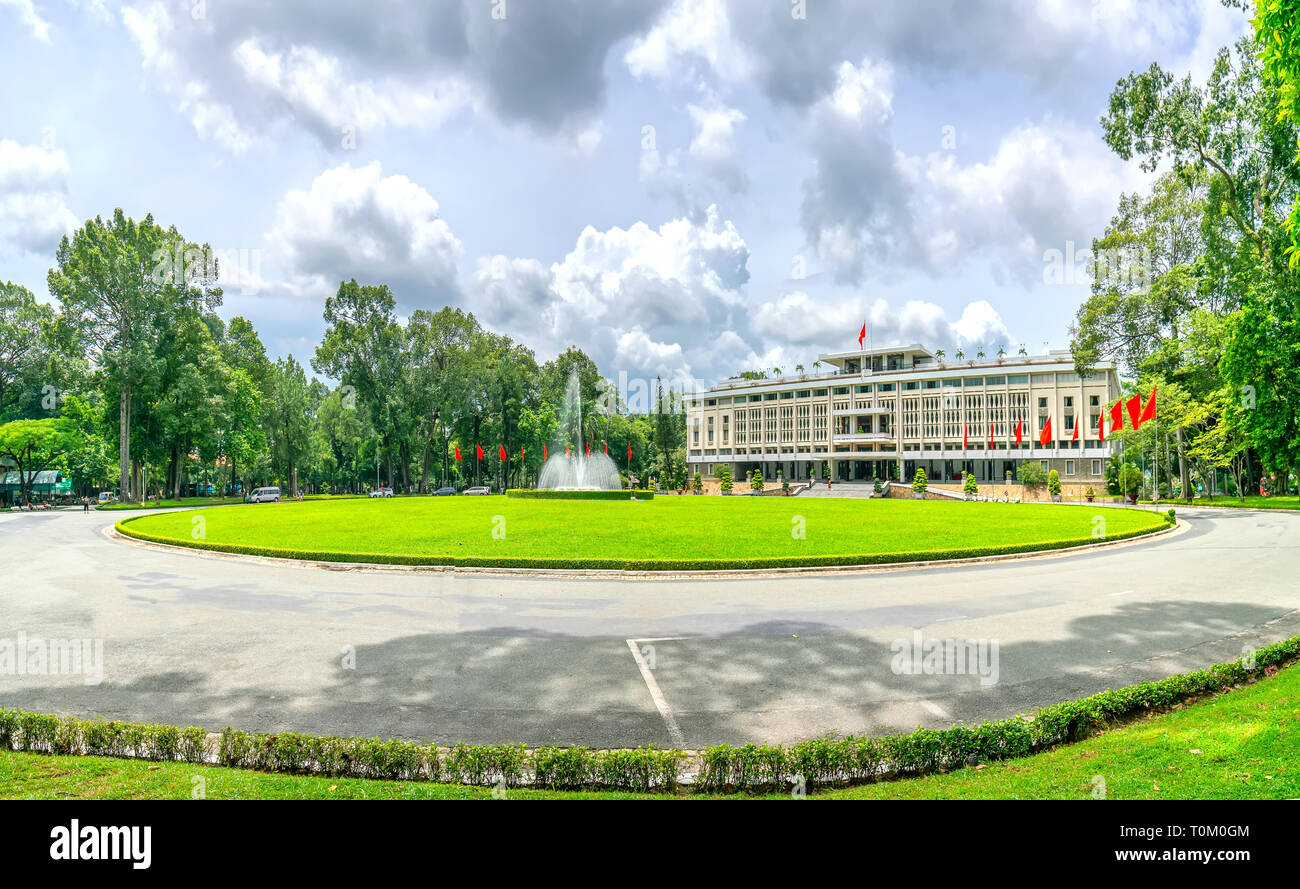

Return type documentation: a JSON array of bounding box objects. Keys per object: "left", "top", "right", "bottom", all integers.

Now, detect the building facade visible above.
[{"left": 685, "top": 344, "right": 1121, "bottom": 486}]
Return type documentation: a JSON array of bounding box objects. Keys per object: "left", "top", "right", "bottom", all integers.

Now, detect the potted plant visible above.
[
  {"left": 872, "top": 475, "right": 883, "bottom": 497},
  {"left": 692, "top": 471, "right": 703, "bottom": 495},
  {"left": 1085, "top": 486, "right": 1095, "bottom": 503},
  {"left": 750, "top": 469, "right": 764, "bottom": 493},
  {"left": 718, "top": 465, "right": 733, "bottom": 495},
  {"left": 963, "top": 473, "right": 978, "bottom": 499},
  {"left": 1047, "top": 468, "right": 1062, "bottom": 502},
  {"left": 911, "top": 467, "right": 928, "bottom": 499}
]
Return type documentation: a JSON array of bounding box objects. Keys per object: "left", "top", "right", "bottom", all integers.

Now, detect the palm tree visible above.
[
  {"left": 955, "top": 349, "right": 965, "bottom": 362},
  {"left": 773, "top": 366, "right": 783, "bottom": 377},
  {"left": 796, "top": 363, "right": 805, "bottom": 378},
  {"left": 996, "top": 345, "right": 1006, "bottom": 364},
  {"left": 935, "top": 348, "right": 946, "bottom": 367},
  {"left": 1018, "top": 344, "right": 1028, "bottom": 357}
]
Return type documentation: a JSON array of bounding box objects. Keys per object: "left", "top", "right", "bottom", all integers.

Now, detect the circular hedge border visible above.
[{"left": 113, "top": 511, "right": 1174, "bottom": 571}]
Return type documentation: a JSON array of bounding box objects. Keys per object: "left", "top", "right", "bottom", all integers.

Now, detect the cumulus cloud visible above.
[
  {"left": 471, "top": 206, "right": 751, "bottom": 382},
  {"left": 632, "top": 0, "right": 1232, "bottom": 109},
  {"left": 266, "top": 162, "right": 462, "bottom": 306},
  {"left": 798, "top": 57, "right": 1148, "bottom": 285},
  {"left": 0, "top": 140, "right": 78, "bottom": 256},
  {"left": 119, "top": 0, "right": 668, "bottom": 151},
  {"left": 750, "top": 291, "right": 1011, "bottom": 357},
  {"left": 641, "top": 101, "right": 748, "bottom": 217}
]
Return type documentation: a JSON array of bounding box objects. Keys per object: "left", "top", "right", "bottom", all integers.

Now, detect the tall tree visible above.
[{"left": 48, "top": 210, "right": 222, "bottom": 501}]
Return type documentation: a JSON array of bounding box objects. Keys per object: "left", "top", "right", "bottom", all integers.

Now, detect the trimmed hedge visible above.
[
  {"left": 504, "top": 489, "right": 653, "bottom": 501},
  {"left": 2, "top": 633, "right": 1296, "bottom": 794},
  {"left": 114, "top": 515, "right": 1169, "bottom": 571}
]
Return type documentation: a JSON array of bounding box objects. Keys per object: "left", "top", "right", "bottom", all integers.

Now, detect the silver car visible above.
[{"left": 248, "top": 486, "right": 281, "bottom": 503}]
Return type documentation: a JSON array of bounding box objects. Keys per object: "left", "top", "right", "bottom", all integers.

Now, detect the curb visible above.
[{"left": 105, "top": 515, "right": 1184, "bottom": 580}]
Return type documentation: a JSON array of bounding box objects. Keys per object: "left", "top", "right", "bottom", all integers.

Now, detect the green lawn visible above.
[
  {"left": 98, "top": 496, "right": 245, "bottom": 511},
  {"left": 116, "top": 496, "right": 1168, "bottom": 569},
  {"left": 1142, "top": 495, "right": 1299, "bottom": 511},
  {"left": 3, "top": 663, "right": 1294, "bottom": 800}
]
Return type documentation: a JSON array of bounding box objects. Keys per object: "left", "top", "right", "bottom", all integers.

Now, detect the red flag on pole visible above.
[
  {"left": 1071, "top": 416, "right": 1079, "bottom": 442},
  {"left": 520, "top": 446, "right": 525, "bottom": 462},
  {"left": 1138, "top": 384, "right": 1157, "bottom": 425},
  {"left": 604, "top": 441, "right": 608, "bottom": 455},
  {"left": 1097, "top": 413, "right": 1106, "bottom": 443},
  {"left": 585, "top": 442, "right": 590, "bottom": 457},
  {"left": 1014, "top": 418, "right": 1023, "bottom": 445},
  {"left": 476, "top": 443, "right": 484, "bottom": 460},
  {"left": 1125, "top": 394, "right": 1143, "bottom": 431},
  {"left": 963, "top": 425, "right": 968, "bottom": 451},
  {"left": 858, "top": 322, "right": 866, "bottom": 349},
  {"left": 565, "top": 443, "right": 570, "bottom": 458},
  {"left": 543, "top": 444, "right": 547, "bottom": 461},
  {"left": 627, "top": 441, "right": 632, "bottom": 461},
  {"left": 1038, "top": 417, "right": 1053, "bottom": 448},
  {"left": 1109, "top": 400, "right": 1124, "bottom": 433},
  {"left": 454, "top": 445, "right": 462, "bottom": 461},
  {"left": 988, "top": 423, "right": 994, "bottom": 450},
  {"left": 499, "top": 444, "right": 507, "bottom": 461}
]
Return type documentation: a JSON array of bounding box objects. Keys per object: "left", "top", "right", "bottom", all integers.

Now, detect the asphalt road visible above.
[{"left": 0, "top": 504, "right": 1296, "bottom": 748}]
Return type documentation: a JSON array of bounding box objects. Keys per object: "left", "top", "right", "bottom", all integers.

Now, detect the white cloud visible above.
[
  {"left": 266, "top": 162, "right": 463, "bottom": 305},
  {"left": 472, "top": 206, "right": 751, "bottom": 380},
  {"left": 0, "top": 0, "right": 51, "bottom": 42},
  {"left": 0, "top": 140, "right": 77, "bottom": 255},
  {"left": 750, "top": 290, "right": 1011, "bottom": 356}
]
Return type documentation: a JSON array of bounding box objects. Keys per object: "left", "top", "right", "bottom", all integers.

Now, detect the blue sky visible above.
[{"left": 0, "top": 0, "right": 1249, "bottom": 385}]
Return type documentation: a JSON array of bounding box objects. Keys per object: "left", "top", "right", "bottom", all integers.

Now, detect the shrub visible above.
[
  {"left": 532, "top": 746, "right": 596, "bottom": 789},
  {"left": 692, "top": 472, "right": 703, "bottom": 493},
  {"left": 1018, "top": 461, "right": 1047, "bottom": 486},
  {"left": 750, "top": 470, "right": 764, "bottom": 492},
  {"left": 963, "top": 473, "right": 978, "bottom": 496},
  {"left": 911, "top": 467, "right": 928, "bottom": 493},
  {"left": 1119, "top": 463, "right": 1143, "bottom": 498},
  {"left": 717, "top": 465, "right": 732, "bottom": 492},
  {"left": 873, "top": 476, "right": 882, "bottom": 494},
  {"left": 1166, "top": 507, "right": 1177, "bottom": 524},
  {"left": 1047, "top": 469, "right": 1061, "bottom": 496}
]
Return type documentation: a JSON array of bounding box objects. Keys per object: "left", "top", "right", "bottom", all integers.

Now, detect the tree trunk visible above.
[{"left": 119, "top": 386, "right": 132, "bottom": 502}]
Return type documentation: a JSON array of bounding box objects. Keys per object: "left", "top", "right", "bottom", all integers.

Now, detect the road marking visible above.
[
  {"left": 1108, "top": 589, "right": 1135, "bottom": 597},
  {"left": 920, "top": 699, "right": 950, "bottom": 719},
  {"left": 626, "top": 638, "right": 686, "bottom": 748}
]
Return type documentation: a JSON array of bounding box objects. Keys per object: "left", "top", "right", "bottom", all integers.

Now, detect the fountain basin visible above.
[{"left": 506, "top": 489, "right": 654, "bottom": 500}]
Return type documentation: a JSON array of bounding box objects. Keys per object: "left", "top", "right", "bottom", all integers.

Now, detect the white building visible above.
[{"left": 685, "top": 344, "right": 1121, "bottom": 486}]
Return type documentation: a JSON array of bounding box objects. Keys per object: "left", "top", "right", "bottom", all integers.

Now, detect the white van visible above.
[{"left": 248, "top": 486, "right": 281, "bottom": 503}]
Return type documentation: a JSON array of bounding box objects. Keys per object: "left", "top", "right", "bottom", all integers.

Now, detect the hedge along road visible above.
[{"left": 0, "top": 503, "right": 1295, "bottom": 749}]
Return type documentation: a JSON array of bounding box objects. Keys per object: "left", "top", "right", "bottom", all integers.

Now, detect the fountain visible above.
[{"left": 537, "top": 370, "right": 623, "bottom": 491}]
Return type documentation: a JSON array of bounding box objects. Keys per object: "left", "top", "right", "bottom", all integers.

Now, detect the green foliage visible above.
[
  {"left": 11, "top": 634, "right": 1297, "bottom": 795},
  {"left": 1047, "top": 469, "right": 1061, "bottom": 496},
  {"left": 911, "top": 467, "right": 928, "bottom": 493},
  {"left": 963, "top": 473, "right": 978, "bottom": 495},
  {"left": 1119, "top": 463, "right": 1144, "bottom": 497},
  {"left": 691, "top": 471, "right": 703, "bottom": 493},
  {"left": 750, "top": 469, "right": 764, "bottom": 491},
  {"left": 717, "top": 464, "right": 732, "bottom": 492},
  {"left": 1018, "top": 461, "right": 1048, "bottom": 486}
]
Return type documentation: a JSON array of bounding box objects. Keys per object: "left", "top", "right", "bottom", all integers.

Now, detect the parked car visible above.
[
  {"left": 432, "top": 486, "right": 455, "bottom": 496},
  {"left": 463, "top": 486, "right": 491, "bottom": 495},
  {"left": 368, "top": 487, "right": 394, "bottom": 498},
  {"left": 248, "top": 486, "right": 281, "bottom": 503}
]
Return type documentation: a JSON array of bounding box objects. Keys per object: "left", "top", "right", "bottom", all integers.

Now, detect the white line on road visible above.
[
  {"left": 920, "top": 699, "right": 950, "bottom": 719},
  {"left": 626, "top": 638, "right": 686, "bottom": 748},
  {"left": 1108, "top": 589, "right": 1135, "bottom": 597}
]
